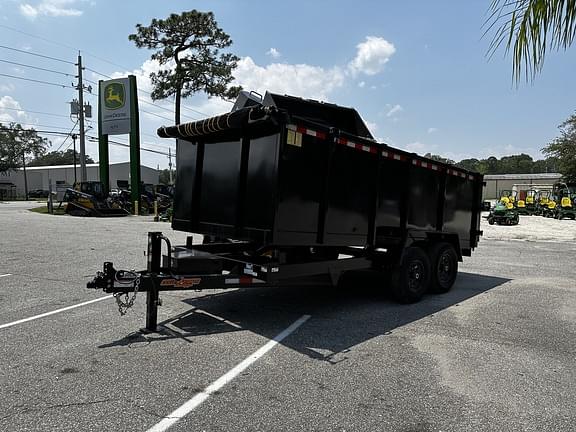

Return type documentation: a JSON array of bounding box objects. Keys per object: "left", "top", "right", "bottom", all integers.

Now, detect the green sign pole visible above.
[
  {"left": 97, "top": 80, "right": 109, "bottom": 193},
  {"left": 128, "top": 75, "right": 141, "bottom": 213}
]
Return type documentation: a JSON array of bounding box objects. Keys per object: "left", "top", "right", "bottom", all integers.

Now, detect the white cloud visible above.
[
  {"left": 0, "top": 83, "right": 15, "bottom": 92},
  {"left": 427, "top": 127, "right": 438, "bottom": 134},
  {"left": 19, "top": 4, "right": 38, "bottom": 18},
  {"left": 103, "top": 35, "right": 397, "bottom": 167},
  {"left": 266, "top": 48, "right": 281, "bottom": 59},
  {"left": 397, "top": 141, "right": 441, "bottom": 156},
  {"left": 386, "top": 104, "right": 403, "bottom": 117},
  {"left": 0, "top": 96, "right": 22, "bottom": 111},
  {"left": 19, "top": 0, "right": 83, "bottom": 19},
  {"left": 0, "top": 96, "right": 33, "bottom": 124},
  {"left": 109, "top": 34, "right": 395, "bottom": 122},
  {"left": 358, "top": 81, "right": 366, "bottom": 88},
  {"left": 233, "top": 57, "right": 345, "bottom": 101},
  {"left": 348, "top": 36, "right": 395, "bottom": 76}
]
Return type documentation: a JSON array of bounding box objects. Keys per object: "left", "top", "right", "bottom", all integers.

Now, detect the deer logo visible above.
[{"left": 104, "top": 83, "right": 125, "bottom": 110}]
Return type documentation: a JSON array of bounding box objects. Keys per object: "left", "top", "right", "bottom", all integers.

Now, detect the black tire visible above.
[
  {"left": 390, "top": 247, "right": 431, "bottom": 303},
  {"left": 488, "top": 218, "right": 495, "bottom": 225},
  {"left": 428, "top": 242, "right": 458, "bottom": 293}
]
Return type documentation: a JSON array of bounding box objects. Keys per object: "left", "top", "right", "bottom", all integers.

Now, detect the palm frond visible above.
[{"left": 484, "top": 0, "right": 576, "bottom": 82}]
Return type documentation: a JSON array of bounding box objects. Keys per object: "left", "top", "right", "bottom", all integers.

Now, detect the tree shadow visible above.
[{"left": 100, "top": 271, "right": 510, "bottom": 359}]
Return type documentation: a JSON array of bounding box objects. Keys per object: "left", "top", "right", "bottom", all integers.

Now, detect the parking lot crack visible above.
[{"left": 0, "top": 398, "right": 116, "bottom": 420}]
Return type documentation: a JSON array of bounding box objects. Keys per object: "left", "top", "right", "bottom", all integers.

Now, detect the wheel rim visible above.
[
  {"left": 408, "top": 261, "right": 425, "bottom": 291},
  {"left": 437, "top": 251, "right": 453, "bottom": 285}
]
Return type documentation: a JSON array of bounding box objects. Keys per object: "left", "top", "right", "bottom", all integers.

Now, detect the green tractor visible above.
[
  {"left": 534, "top": 190, "right": 552, "bottom": 216},
  {"left": 499, "top": 189, "right": 518, "bottom": 207},
  {"left": 542, "top": 200, "right": 558, "bottom": 218},
  {"left": 525, "top": 189, "right": 538, "bottom": 215},
  {"left": 486, "top": 199, "right": 519, "bottom": 225},
  {"left": 552, "top": 183, "right": 576, "bottom": 220},
  {"left": 515, "top": 189, "right": 535, "bottom": 215}
]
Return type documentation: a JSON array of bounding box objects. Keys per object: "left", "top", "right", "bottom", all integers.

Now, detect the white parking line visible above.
[
  {"left": 146, "top": 314, "right": 311, "bottom": 432},
  {"left": 193, "top": 307, "right": 243, "bottom": 329},
  {"left": 0, "top": 295, "right": 113, "bottom": 330},
  {"left": 0, "top": 274, "right": 12, "bottom": 278}
]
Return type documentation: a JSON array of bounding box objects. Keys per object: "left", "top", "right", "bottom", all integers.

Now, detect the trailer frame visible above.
[{"left": 87, "top": 92, "right": 484, "bottom": 333}]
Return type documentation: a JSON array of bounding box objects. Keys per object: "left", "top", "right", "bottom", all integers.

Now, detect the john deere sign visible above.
[
  {"left": 98, "top": 75, "right": 141, "bottom": 213},
  {"left": 100, "top": 78, "right": 131, "bottom": 135},
  {"left": 104, "top": 82, "right": 125, "bottom": 110}
]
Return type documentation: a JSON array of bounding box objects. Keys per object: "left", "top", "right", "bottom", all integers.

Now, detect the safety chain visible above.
[{"left": 113, "top": 272, "right": 140, "bottom": 316}]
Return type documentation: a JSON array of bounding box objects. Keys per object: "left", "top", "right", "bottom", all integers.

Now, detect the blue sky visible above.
[{"left": 1, "top": 0, "right": 575, "bottom": 169}]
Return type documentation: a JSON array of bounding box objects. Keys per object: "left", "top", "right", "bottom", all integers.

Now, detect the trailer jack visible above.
[{"left": 87, "top": 232, "right": 170, "bottom": 332}]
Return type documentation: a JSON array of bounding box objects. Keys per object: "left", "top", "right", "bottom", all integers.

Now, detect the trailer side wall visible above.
[{"left": 172, "top": 124, "right": 482, "bottom": 253}]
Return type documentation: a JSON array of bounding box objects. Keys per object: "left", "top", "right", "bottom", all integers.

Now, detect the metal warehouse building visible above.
[
  {"left": 482, "top": 173, "right": 563, "bottom": 200},
  {"left": 0, "top": 162, "right": 159, "bottom": 199}
]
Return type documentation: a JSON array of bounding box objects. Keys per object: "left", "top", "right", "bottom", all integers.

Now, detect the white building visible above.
[
  {"left": 482, "top": 173, "right": 563, "bottom": 200},
  {"left": 0, "top": 162, "right": 159, "bottom": 199}
]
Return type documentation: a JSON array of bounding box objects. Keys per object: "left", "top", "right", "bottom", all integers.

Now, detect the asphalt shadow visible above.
[{"left": 99, "top": 271, "right": 510, "bottom": 357}]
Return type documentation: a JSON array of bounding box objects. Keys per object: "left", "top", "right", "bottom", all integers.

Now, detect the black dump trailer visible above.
[{"left": 88, "top": 92, "right": 483, "bottom": 332}]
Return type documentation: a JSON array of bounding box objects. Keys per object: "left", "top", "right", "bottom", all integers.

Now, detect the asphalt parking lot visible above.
[{"left": 1, "top": 201, "right": 575, "bottom": 432}]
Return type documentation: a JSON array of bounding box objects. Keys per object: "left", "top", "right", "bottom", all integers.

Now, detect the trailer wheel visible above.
[
  {"left": 390, "top": 247, "right": 431, "bottom": 303},
  {"left": 428, "top": 242, "right": 458, "bottom": 293}
]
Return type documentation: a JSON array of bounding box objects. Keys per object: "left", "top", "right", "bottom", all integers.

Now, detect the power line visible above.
[
  {"left": 0, "top": 38, "right": 213, "bottom": 119},
  {"left": 0, "top": 72, "right": 74, "bottom": 89},
  {"left": 0, "top": 106, "right": 70, "bottom": 119},
  {"left": 0, "top": 122, "right": 172, "bottom": 157},
  {"left": 135, "top": 86, "right": 210, "bottom": 117},
  {"left": 0, "top": 44, "right": 73, "bottom": 65},
  {"left": 0, "top": 125, "right": 74, "bottom": 137},
  {"left": 84, "top": 65, "right": 210, "bottom": 118},
  {"left": 140, "top": 130, "right": 176, "bottom": 144},
  {"left": 89, "top": 132, "right": 171, "bottom": 151},
  {"left": 84, "top": 67, "right": 112, "bottom": 80},
  {"left": 137, "top": 107, "right": 175, "bottom": 123},
  {"left": 0, "top": 121, "right": 74, "bottom": 131},
  {"left": 0, "top": 24, "right": 78, "bottom": 53},
  {"left": 0, "top": 58, "right": 73, "bottom": 77},
  {"left": 0, "top": 25, "right": 132, "bottom": 75},
  {"left": 83, "top": 77, "right": 199, "bottom": 122},
  {"left": 55, "top": 120, "right": 78, "bottom": 152},
  {"left": 137, "top": 98, "right": 199, "bottom": 121},
  {"left": 86, "top": 135, "right": 170, "bottom": 156}
]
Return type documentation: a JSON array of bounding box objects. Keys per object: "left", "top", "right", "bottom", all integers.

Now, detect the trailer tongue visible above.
[{"left": 87, "top": 91, "right": 483, "bottom": 332}]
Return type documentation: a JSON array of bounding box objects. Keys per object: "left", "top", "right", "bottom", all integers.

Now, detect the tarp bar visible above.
[{"left": 157, "top": 106, "right": 274, "bottom": 139}]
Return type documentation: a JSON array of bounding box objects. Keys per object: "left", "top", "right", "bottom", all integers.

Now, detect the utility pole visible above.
[
  {"left": 168, "top": 147, "right": 173, "bottom": 184},
  {"left": 22, "top": 152, "right": 28, "bottom": 200},
  {"left": 76, "top": 53, "right": 87, "bottom": 182},
  {"left": 72, "top": 133, "right": 78, "bottom": 185}
]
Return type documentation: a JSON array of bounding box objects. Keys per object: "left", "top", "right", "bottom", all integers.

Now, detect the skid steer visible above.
[{"left": 64, "top": 181, "right": 129, "bottom": 217}]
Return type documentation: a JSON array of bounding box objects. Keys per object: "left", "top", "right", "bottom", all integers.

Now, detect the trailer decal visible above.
[
  {"left": 286, "top": 129, "right": 303, "bottom": 147},
  {"left": 288, "top": 125, "right": 476, "bottom": 181},
  {"left": 447, "top": 169, "right": 468, "bottom": 179},
  {"left": 160, "top": 278, "right": 202, "bottom": 288},
  {"left": 286, "top": 124, "right": 327, "bottom": 140},
  {"left": 335, "top": 137, "right": 378, "bottom": 154},
  {"left": 288, "top": 128, "right": 475, "bottom": 180},
  {"left": 382, "top": 150, "right": 407, "bottom": 162},
  {"left": 412, "top": 159, "right": 443, "bottom": 173}
]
